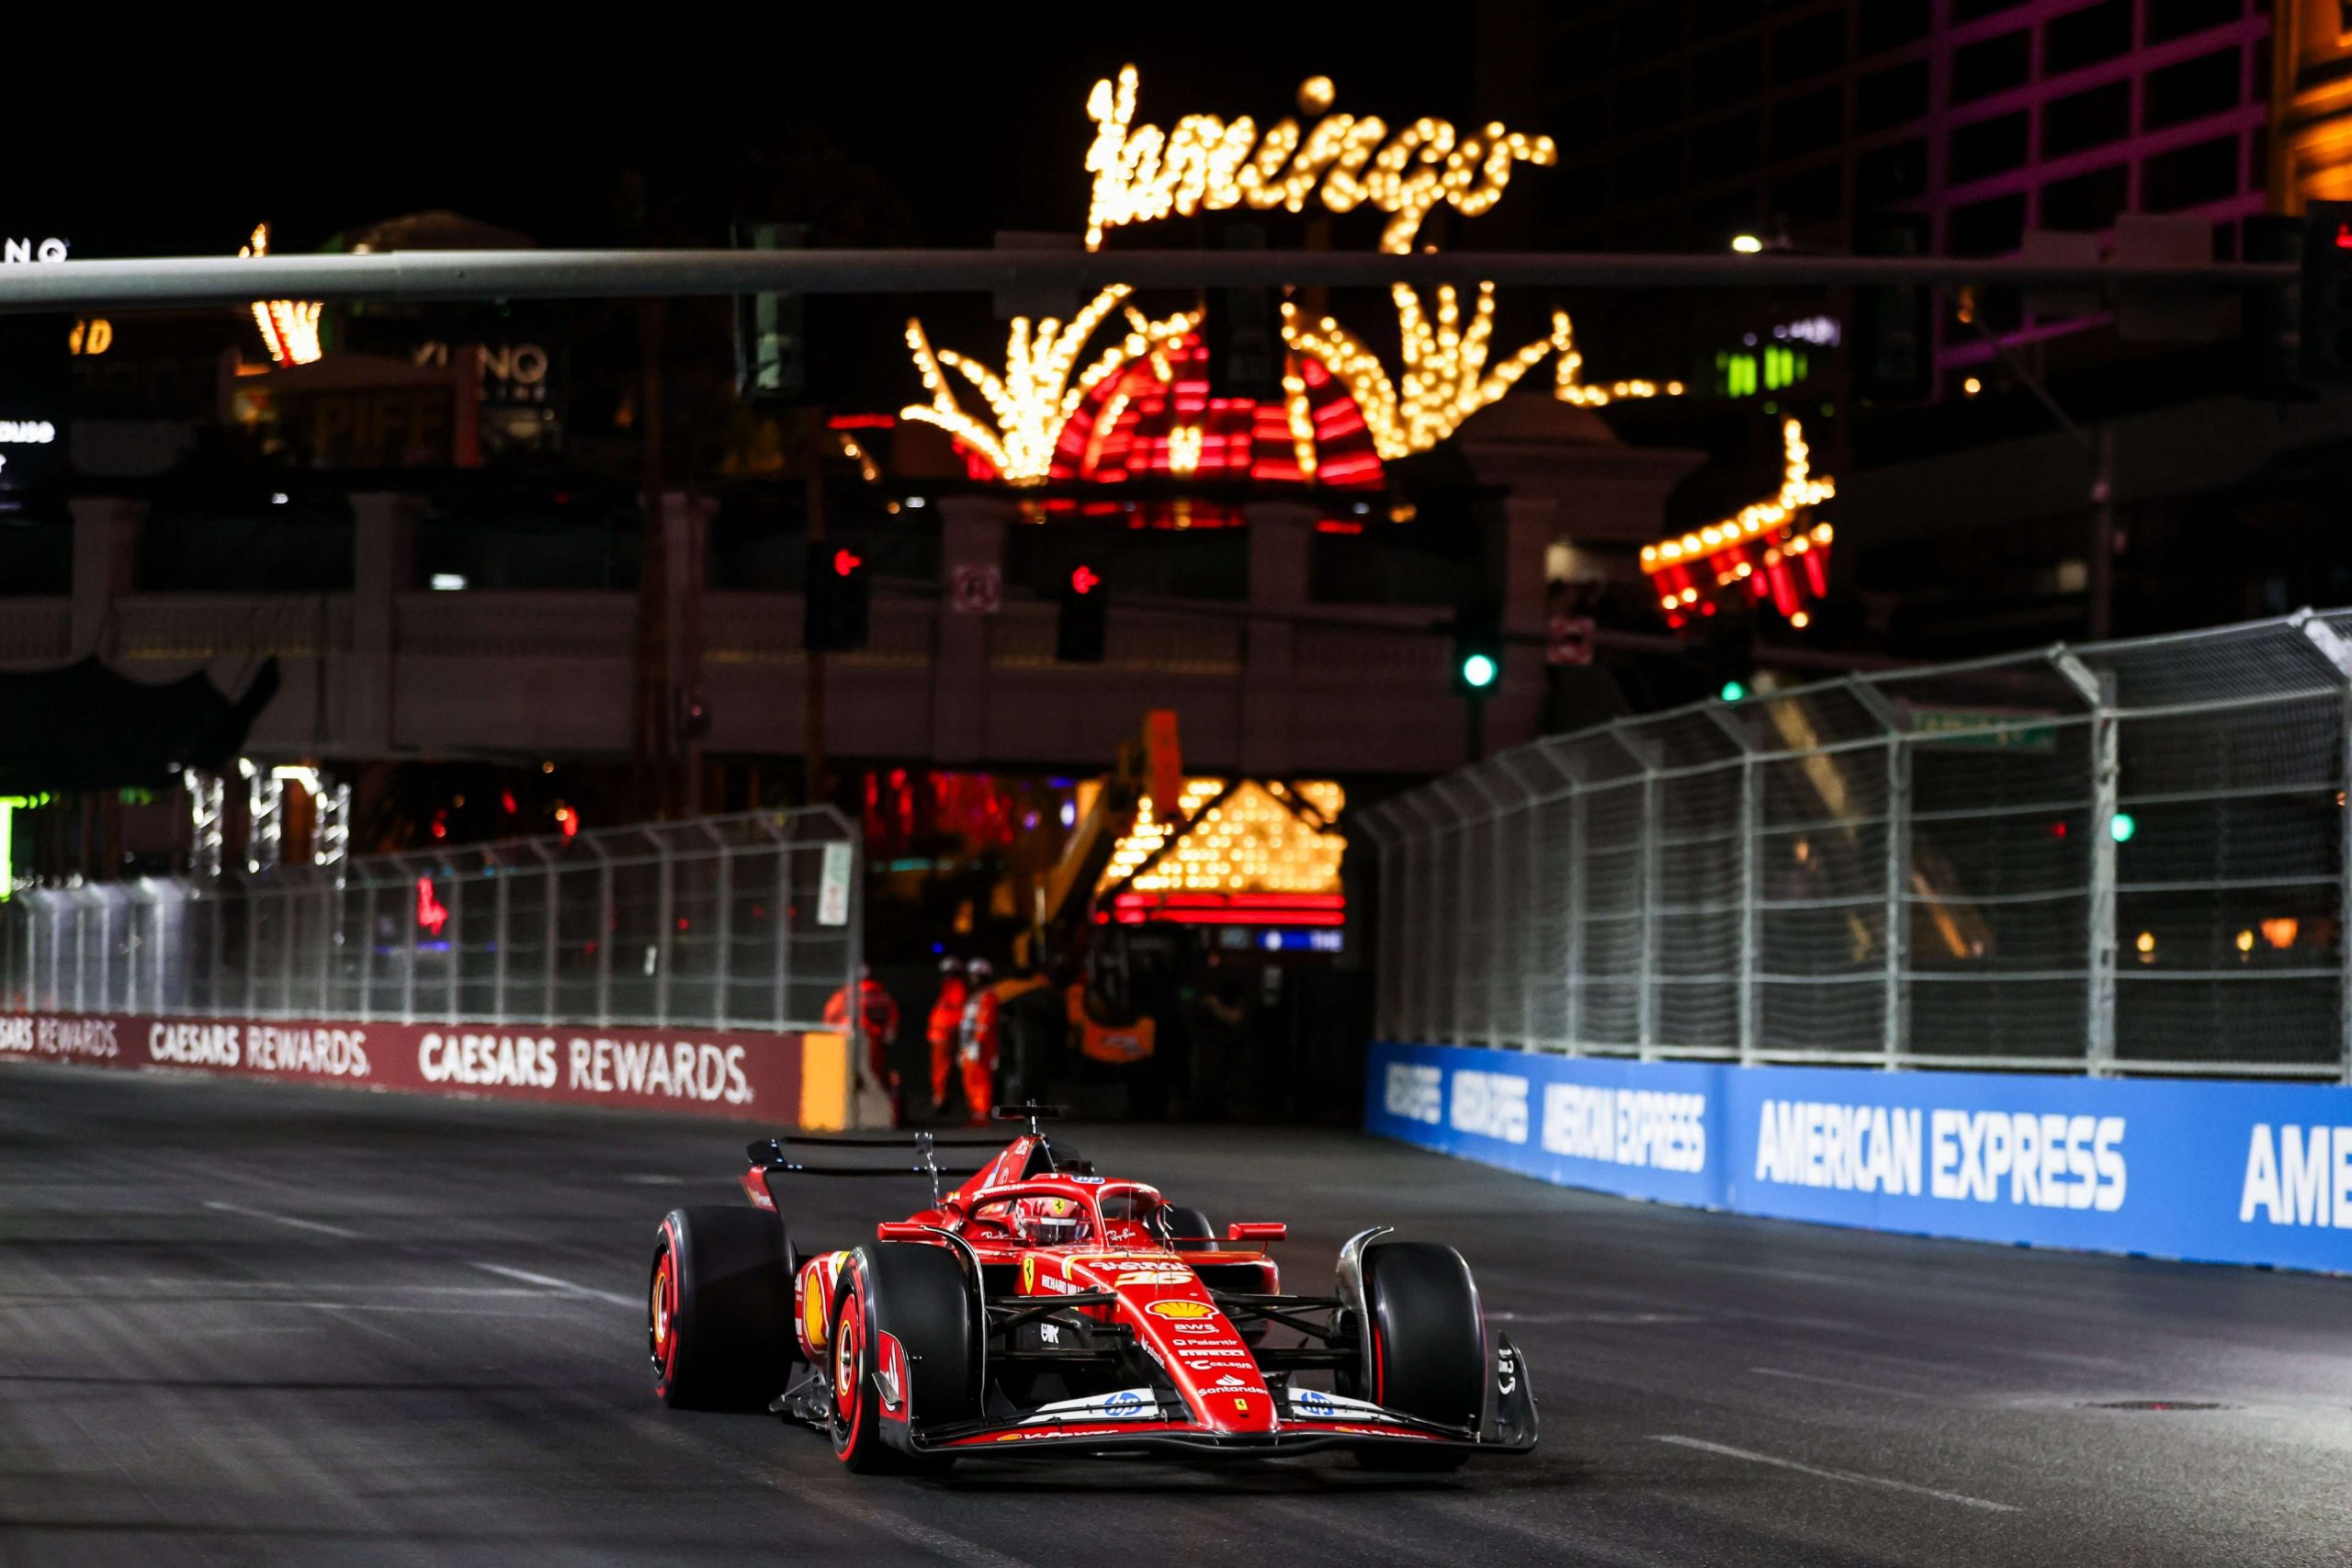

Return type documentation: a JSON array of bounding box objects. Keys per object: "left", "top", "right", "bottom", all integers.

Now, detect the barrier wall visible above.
[
  {"left": 0, "top": 1011, "right": 853, "bottom": 1130},
  {"left": 1367, "top": 1042, "right": 2352, "bottom": 1275}
]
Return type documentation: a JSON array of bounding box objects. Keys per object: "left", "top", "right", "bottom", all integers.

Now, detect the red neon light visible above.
[
  {"left": 828, "top": 413, "right": 898, "bottom": 429},
  {"left": 2336, "top": 223, "right": 2352, "bottom": 251},
  {"left": 1114, "top": 892, "right": 1345, "bottom": 910},
  {"left": 832, "top": 547, "right": 863, "bottom": 577},
  {"left": 1070, "top": 564, "right": 1101, "bottom": 595},
  {"left": 1114, "top": 908, "right": 1347, "bottom": 927},
  {"left": 415, "top": 876, "right": 449, "bottom": 936}
]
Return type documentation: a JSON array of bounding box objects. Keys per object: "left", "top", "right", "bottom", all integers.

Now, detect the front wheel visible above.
[
  {"left": 1352, "top": 1241, "right": 1483, "bottom": 1472},
  {"left": 830, "top": 1243, "right": 978, "bottom": 1472}
]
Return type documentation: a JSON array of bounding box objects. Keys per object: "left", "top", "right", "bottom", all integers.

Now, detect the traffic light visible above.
[
  {"left": 1451, "top": 595, "right": 1504, "bottom": 696},
  {"left": 2300, "top": 201, "right": 2352, "bottom": 383},
  {"left": 1057, "top": 562, "right": 1108, "bottom": 662},
  {"left": 803, "top": 541, "right": 870, "bottom": 651}
]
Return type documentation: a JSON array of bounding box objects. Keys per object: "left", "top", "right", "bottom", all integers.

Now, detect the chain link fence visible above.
[
  {"left": 1362, "top": 610, "right": 2352, "bottom": 1081},
  {"left": 0, "top": 807, "right": 862, "bottom": 1033}
]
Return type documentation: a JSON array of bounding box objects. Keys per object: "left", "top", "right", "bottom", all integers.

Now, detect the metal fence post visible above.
[
  {"left": 2055, "top": 651, "right": 2118, "bottom": 1075},
  {"left": 447, "top": 872, "right": 466, "bottom": 1022},
  {"left": 492, "top": 857, "right": 512, "bottom": 1026},
  {"left": 1462, "top": 770, "right": 1510, "bottom": 1048},
  {"left": 1632, "top": 742, "right": 1663, "bottom": 1060},
  {"left": 711, "top": 828, "right": 734, "bottom": 1031},
  {"left": 1847, "top": 679, "right": 1910, "bottom": 1070},
  {"left": 2295, "top": 613, "right": 2352, "bottom": 1084},
  {"left": 653, "top": 842, "right": 675, "bottom": 1028},
  {"left": 595, "top": 850, "right": 615, "bottom": 1028},
  {"left": 358, "top": 877, "right": 377, "bottom": 1024}
]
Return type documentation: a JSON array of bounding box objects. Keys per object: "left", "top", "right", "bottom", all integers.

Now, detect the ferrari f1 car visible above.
[{"left": 644, "top": 1106, "right": 1536, "bottom": 1469}]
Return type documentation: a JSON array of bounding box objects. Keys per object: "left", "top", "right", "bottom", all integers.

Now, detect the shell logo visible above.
[{"left": 1146, "top": 1299, "right": 1216, "bottom": 1320}]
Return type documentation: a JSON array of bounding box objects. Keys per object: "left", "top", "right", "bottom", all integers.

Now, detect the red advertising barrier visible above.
[{"left": 0, "top": 1010, "right": 851, "bottom": 1127}]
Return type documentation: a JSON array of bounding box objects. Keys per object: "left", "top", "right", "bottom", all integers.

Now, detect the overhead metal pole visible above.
[{"left": 0, "top": 249, "right": 2289, "bottom": 311}]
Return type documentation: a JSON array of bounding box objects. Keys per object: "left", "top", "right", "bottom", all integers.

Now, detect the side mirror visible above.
[
  {"left": 876, "top": 1221, "right": 934, "bottom": 1241},
  {"left": 1227, "top": 1222, "right": 1287, "bottom": 1243}
]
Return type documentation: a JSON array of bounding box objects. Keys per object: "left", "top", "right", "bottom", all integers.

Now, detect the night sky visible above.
[{"left": 22, "top": 14, "right": 1485, "bottom": 260}]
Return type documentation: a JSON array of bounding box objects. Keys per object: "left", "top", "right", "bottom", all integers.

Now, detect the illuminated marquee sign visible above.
[
  {"left": 1083, "top": 68, "right": 1555, "bottom": 254},
  {"left": 899, "top": 67, "right": 1681, "bottom": 478},
  {"left": 1642, "top": 419, "right": 1835, "bottom": 631},
  {"left": 0, "top": 238, "right": 68, "bottom": 264},
  {"left": 241, "top": 224, "right": 323, "bottom": 367}
]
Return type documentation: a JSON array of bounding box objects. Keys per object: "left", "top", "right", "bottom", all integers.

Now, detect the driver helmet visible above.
[
  {"left": 967, "top": 958, "right": 994, "bottom": 984},
  {"left": 1012, "top": 1195, "right": 1086, "bottom": 1247}
]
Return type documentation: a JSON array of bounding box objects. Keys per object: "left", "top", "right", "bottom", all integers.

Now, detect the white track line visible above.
[
  {"left": 1652, "top": 1434, "right": 2020, "bottom": 1513},
  {"left": 1750, "top": 1366, "right": 1946, "bottom": 1402},
  {"left": 471, "top": 1263, "right": 639, "bottom": 1309},
  {"left": 202, "top": 1201, "right": 363, "bottom": 1239}
]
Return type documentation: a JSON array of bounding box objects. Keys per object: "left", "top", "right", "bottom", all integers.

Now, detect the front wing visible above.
[{"left": 783, "top": 1331, "right": 1539, "bottom": 1462}]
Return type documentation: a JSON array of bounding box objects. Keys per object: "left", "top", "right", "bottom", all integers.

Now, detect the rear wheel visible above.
[
  {"left": 1353, "top": 1242, "right": 1483, "bottom": 1472},
  {"left": 650, "top": 1206, "right": 793, "bottom": 1410},
  {"left": 829, "top": 1243, "right": 977, "bottom": 1472}
]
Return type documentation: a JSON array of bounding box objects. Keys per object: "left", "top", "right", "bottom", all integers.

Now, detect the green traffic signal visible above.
[
  {"left": 1460, "top": 652, "right": 1498, "bottom": 690},
  {"left": 1720, "top": 680, "right": 1748, "bottom": 702},
  {"left": 2109, "top": 812, "right": 2137, "bottom": 843}
]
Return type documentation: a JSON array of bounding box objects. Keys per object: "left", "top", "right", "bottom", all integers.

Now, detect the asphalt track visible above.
[{"left": 2, "top": 1064, "right": 2346, "bottom": 1567}]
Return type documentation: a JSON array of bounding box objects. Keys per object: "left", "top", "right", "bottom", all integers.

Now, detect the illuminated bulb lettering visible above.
[
  {"left": 1083, "top": 65, "right": 1555, "bottom": 253},
  {"left": 1551, "top": 312, "right": 1682, "bottom": 407}
]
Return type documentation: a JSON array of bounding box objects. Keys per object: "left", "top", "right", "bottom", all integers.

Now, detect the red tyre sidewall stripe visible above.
[
  {"left": 653, "top": 1221, "right": 684, "bottom": 1393},
  {"left": 833, "top": 1269, "right": 868, "bottom": 1463}
]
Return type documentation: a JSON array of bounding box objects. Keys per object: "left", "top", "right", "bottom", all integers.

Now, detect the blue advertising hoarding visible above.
[{"left": 1366, "top": 1043, "right": 2352, "bottom": 1275}]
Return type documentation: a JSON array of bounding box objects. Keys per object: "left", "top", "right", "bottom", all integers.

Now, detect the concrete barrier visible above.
[
  {"left": 1367, "top": 1042, "right": 2352, "bottom": 1275},
  {"left": 0, "top": 1010, "right": 851, "bottom": 1128}
]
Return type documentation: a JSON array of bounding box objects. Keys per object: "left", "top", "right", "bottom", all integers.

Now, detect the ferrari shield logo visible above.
[
  {"left": 1022, "top": 1256, "right": 1036, "bottom": 1292},
  {"left": 1232, "top": 1396, "right": 1250, "bottom": 1413}
]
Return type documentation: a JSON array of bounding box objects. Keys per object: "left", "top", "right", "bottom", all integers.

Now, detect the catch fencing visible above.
[
  {"left": 0, "top": 807, "right": 863, "bottom": 1034},
  {"left": 1361, "top": 610, "right": 2352, "bottom": 1081}
]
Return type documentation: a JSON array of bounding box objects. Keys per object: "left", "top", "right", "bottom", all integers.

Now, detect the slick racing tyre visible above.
[
  {"left": 1157, "top": 1204, "right": 1217, "bottom": 1247},
  {"left": 650, "top": 1206, "right": 794, "bottom": 1411},
  {"left": 829, "top": 1243, "right": 979, "bottom": 1473},
  {"left": 1353, "top": 1241, "right": 1483, "bottom": 1471}
]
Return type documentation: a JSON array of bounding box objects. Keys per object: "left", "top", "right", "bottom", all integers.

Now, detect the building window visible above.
[
  {"left": 1951, "top": 30, "right": 2031, "bottom": 104},
  {"left": 2142, "top": 136, "right": 2242, "bottom": 211},
  {"left": 1770, "top": 163, "right": 1841, "bottom": 222},
  {"left": 1549, "top": 20, "right": 1615, "bottom": 88},
  {"left": 2042, "top": 80, "right": 2132, "bottom": 158},
  {"left": 2144, "top": 48, "right": 2245, "bottom": 131},
  {"left": 1951, "top": 111, "right": 2030, "bottom": 185},
  {"left": 1949, "top": 191, "right": 2028, "bottom": 255},
  {"left": 1619, "top": 66, "right": 1685, "bottom": 125},
  {"left": 1859, "top": 0, "right": 1930, "bottom": 56},
  {"left": 1695, "top": 0, "right": 1766, "bottom": 33},
  {"left": 1770, "top": 86, "right": 1843, "bottom": 160},
  {"left": 2044, "top": 0, "right": 2133, "bottom": 76},
  {"left": 1615, "top": 139, "right": 1684, "bottom": 205},
  {"left": 2040, "top": 164, "right": 2130, "bottom": 231},
  {"left": 1857, "top": 138, "right": 1929, "bottom": 205},
  {"left": 1619, "top": 1, "right": 1685, "bottom": 65},
  {"left": 1858, "top": 61, "right": 1929, "bottom": 132},
  {"left": 2146, "top": 0, "right": 2245, "bottom": 46},
  {"left": 1702, "top": 110, "right": 1763, "bottom": 178},
  {"left": 1693, "top": 39, "right": 1763, "bottom": 105},
  {"left": 1771, "top": 13, "right": 1845, "bottom": 85}
]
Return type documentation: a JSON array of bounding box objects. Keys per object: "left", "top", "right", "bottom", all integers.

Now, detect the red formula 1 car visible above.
[{"left": 643, "top": 1106, "right": 1537, "bottom": 1469}]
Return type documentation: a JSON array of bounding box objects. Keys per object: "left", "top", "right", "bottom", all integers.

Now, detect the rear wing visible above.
[{"left": 747, "top": 1130, "right": 1001, "bottom": 1204}]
